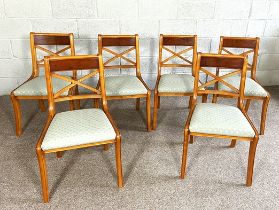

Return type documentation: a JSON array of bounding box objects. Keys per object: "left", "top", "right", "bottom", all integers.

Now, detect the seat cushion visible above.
[
  {"left": 219, "top": 76, "right": 267, "bottom": 97},
  {"left": 189, "top": 103, "right": 255, "bottom": 138},
  {"left": 158, "top": 74, "right": 195, "bottom": 93},
  {"left": 14, "top": 76, "right": 70, "bottom": 96},
  {"left": 105, "top": 75, "right": 148, "bottom": 96},
  {"left": 41, "top": 109, "right": 116, "bottom": 151}
]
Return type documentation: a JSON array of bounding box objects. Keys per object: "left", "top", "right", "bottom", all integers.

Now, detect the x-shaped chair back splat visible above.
[
  {"left": 44, "top": 55, "right": 104, "bottom": 114},
  {"left": 31, "top": 32, "right": 76, "bottom": 78},
  {"left": 98, "top": 34, "right": 140, "bottom": 76},
  {"left": 194, "top": 54, "right": 247, "bottom": 100},
  {"left": 218, "top": 36, "right": 259, "bottom": 79},
  {"left": 159, "top": 35, "right": 197, "bottom": 75}
]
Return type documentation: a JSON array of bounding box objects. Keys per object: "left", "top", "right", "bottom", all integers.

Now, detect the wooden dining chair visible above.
[
  {"left": 10, "top": 32, "right": 76, "bottom": 136},
  {"left": 36, "top": 55, "right": 123, "bottom": 203},
  {"left": 181, "top": 53, "right": 259, "bottom": 186},
  {"left": 212, "top": 36, "right": 270, "bottom": 135},
  {"left": 153, "top": 34, "right": 207, "bottom": 130},
  {"left": 98, "top": 34, "right": 151, "bottom": 131}
]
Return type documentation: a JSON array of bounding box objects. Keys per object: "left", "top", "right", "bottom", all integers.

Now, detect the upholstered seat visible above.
[
  {"left": 41, "top": 109, "right": 116, "bottom": 151},
  {"left": 158, "top": 74, "right": 195, "bottom": 93},
  {"left": 189, "top": 103, "right": 255, "bottom": 138},
  {"left": 14, "top": 76, "right": 70, "bottom": 96},
  {"left": 105, "top": 75, "right": 148, "bottom": 96},
  {"left": 219, "top": 76, "right": 267, "bottom": 97}
]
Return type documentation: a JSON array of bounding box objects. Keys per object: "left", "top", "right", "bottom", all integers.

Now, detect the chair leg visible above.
[
  {"left": 246, "top": 137, "right": 259, "bottom": 187},
  {"left": 75, "top": 87, "right": 81, "bottom": 110},
  {"left": 181, "top": 130, "right": 189, "bottom": 179},
  {"left": 38, "top": 100, "right": 46, "bottom": 112},
  {"left": 146, "top": 92, "right": 151, "bottom": 132},
  {"left": 212, "top": 94, "right": 218, "bottom": 103},
  {"left": 10, "top": 95, "right": 22, "bottom": 137},
  {"left": 189, "top": 135, "right": 194, "bottom": 144},
  {"left": 56, "top": 151, "right": 64, "bottom": 158},
  {"left": 93, "top": 99, "right": 99, "bottom": 108},
  {"left": 136, "top": 98, "right": 140, "bottom": 111},
  {"left": 245, "top": 99, "right": 251, "bottom": 112},
  {"left": 188, "top": 96, "right": 193, "bottom": 108},
  {"left": 157, "top": 96, "right": 160, "bottom": 109},
  {"left": 69, "top": 100, "right": 75, "bottom": 111},
  {"left": 230, "top": 139, "right": 237, "bottom": 148},
  {"left": 260, "top": 96, "right": 270, "bottom": 135},
  {"left": 153, "top": 91, "right": 158, "bottom": 130},
  {"left": 36, "top": 149, "right": 49, "bottom": 203},
  {"left": 103, "top": 144, "right": 109, "bottom": 151},
  {"left": 115, "top": 137, "right": 123, "bottom": 188},
  {"left": 202, "top": 94, "right": 207, "bottom": 103}
]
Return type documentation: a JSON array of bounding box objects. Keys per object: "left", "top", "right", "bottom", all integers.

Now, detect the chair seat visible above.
[
  {"left": 158, "top": 74, "right": 195, "bottom": 93},
  {"left": 219, "top": 76, "right": 267, "bottom": 97},
  {"left": 13, "top": 76, "right": 70, "bottom": 96},
  {"left": 189, "top": 103, "right": 255, "bottom": 138},
  {"left": 41, "top": 109, "right": 116, "bottom": 151},
  {"left": 105, "top": 75, "right": 148, "bottom": 96}
]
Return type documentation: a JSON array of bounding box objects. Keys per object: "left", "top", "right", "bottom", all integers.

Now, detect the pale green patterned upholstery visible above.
[
  {"left": 14, "top": 76, "right": 70, "bottom": 96},
  {"left": 41, "top": 109, "right": 116, "bottom": 151},
  {"left": 105, "top": 75, "right": 148, "bottom": 96},
  {"left": 219, "top": 76, "right": 267, "bottom": 97},
  {"left": 158, "top": 74, "right": 195, "bottom": 93},
  {"left": 189, "top": 103, "right": 255, "bottom": 137}
]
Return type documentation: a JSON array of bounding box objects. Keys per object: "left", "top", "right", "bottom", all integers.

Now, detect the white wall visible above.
[{"left": 0, "top": 0, "right": 279, "bottom": 95}]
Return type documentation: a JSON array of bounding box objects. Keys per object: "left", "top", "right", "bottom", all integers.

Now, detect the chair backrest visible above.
[
  {"left": 44, "top": 55, "right": 105, "bottom": 116},
  {"left": 193, "top": 53, "right": 248, "bottom": 106},
  {"left": 30, "top": 32, "right": 75, "bottom": 77},
  {"left": 98, "top": 34, "right": 140, "bottom": 76},
  {"left": 158, "top": 34, "right": 197, "bottom": 76},
  {"left": 218, "top": 36, "right": 259, "bottom": 79}
]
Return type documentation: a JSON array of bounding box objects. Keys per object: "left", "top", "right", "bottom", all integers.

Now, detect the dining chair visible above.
[
  {"left": 153, "top": 34, "right": 207, "bottom": 130},
  {"left": 212, "top": 36, "right": 270, "bottom": 135},
  {"left": 10, "top": 32, "right": 76, "bottom": 136},
  {"left": 36, "top": 55, "right": 123, "bottom": 203},
  {"left": 98, "top": 34, "right": 151, "bottom": 131},
  {"left": 181, "top": 53, "right": 259, "bottom": 186}
]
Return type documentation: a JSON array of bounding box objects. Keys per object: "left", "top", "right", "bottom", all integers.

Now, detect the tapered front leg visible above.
[
  {"left": 181, "top": 130, "right": 189, "bottom": 179},
  {"left": 260, "top": 96, "right": 270, "bottom": 135},
  {"left": 246, "top": 137, "right": 259, "bottom": 187},
  {"left": 115, "top": 137, "right": 123, "bottom": 188},
  {"left": 36, "top": 149, "right": 49, "bottom": 203},
  {"left": 146, "top": 92, "right": 151, "bottom": 132},
  {"left": 56, "top": 151, "right": 64, "bottom": 158},
  {"left": 153, "top": 91, "right": 159, "bottom": 130},
  {"left": 103, "top": 144, "right": 109, "bottom": 151},
  {"left": 202, "top": 94, "right": 207, "bottom": 103},
  {"left": 245, "top": 99, "right": 251, "bottom": 112},
  {"left": 136, "top": 98, "right": 140, "bottom": 111},
  {"left": 212, "top": 94, "right": 218, "bottom": 103},
  {"left": 93, "top": 99, "right": 99, "bottom": 108},
  {"left": 38, "top": 100, "right": 46, "bottom": 112},
  {"left": 11, "top": 95, "right": 22, "bottom": 136},
  {"left": 189, "top": 135, "right": 194, "bottom": 144},
  {"left": 230, "top": 139, "right": 237, "bottom": 148}
]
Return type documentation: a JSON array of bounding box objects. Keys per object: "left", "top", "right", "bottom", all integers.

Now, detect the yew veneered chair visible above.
[
  {"left": 212, "top": 36, "right": 270, "bottom": 135},
  {"left": 153, "top": 35, "right": 206, "bottom": 130},
  {"left": 36, "top": 55, "right": 123, "bottom": 203},
  {"left": 10, "top": 32, "right": 76, "bottom": 136},
  {"left": 181, "top": 53, "right": 259, "bottom": 186},
  {"left": 98, "top": 34, "right": 151, "bottom": 131}
]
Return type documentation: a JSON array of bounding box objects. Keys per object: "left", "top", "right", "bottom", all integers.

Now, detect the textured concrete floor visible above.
[{"left": 0, "top": 86, "right": 279, "bottom": 209}]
